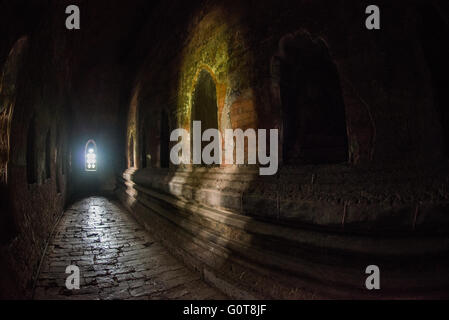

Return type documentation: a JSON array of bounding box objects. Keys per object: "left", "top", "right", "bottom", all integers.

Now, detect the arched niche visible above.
[
  {"left": 141, "top": 128, "right": 147, "bottom": 169},
  {"left": 85, "top": 140, "right": 98, "bottom": 172},
  {"left": 419, "top": 4, "right": 449, "bottom": 157},
  {"left": 273, "top": 31, "right": 348, "bottom": 165},
  {"left": 0, "top": 36, "right": 28, "bottom": 185},
  {"left": 139, "top": 115, "right": 150, "bottom": 169},
  {"left": 190, "top": 69, "right": 219, "bottom": 165}
]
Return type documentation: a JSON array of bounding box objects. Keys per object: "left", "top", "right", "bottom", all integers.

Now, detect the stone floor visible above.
[{"left": 34, "top": 197, "right": 226, "bottom": 300}]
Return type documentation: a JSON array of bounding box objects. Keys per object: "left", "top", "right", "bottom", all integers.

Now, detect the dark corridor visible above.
[{"left": 1, "top": 0, "right": 449, "bottom": 302}]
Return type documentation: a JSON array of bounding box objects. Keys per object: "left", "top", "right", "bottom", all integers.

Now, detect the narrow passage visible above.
[{"left": 34, "top": 197, "right": 226, "bottom": 300}]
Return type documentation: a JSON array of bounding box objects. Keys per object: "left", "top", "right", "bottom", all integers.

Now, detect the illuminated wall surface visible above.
[{"left": 0, "top": 0, "right": 449, "bottom": 300}]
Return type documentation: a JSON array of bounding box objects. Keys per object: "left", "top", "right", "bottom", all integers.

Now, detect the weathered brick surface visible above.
[{"left": 34, "top": 197, "right": 226, "bottom": 300}]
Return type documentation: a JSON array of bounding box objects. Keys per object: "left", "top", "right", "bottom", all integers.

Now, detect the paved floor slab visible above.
[{"left": 34, "top": 197, "right": 226, "bottom": 300}]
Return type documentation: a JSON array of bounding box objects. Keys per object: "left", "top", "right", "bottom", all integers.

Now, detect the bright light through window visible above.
[{"left": 85, "top": 140, "right": 97, "bottom": 172}]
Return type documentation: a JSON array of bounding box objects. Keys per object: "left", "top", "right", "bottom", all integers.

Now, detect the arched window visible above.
[
  {"left": 85, "top": 140, "right": 97, "bottom": 172},
  {"left": 275, "top": 32, "right": 348, "bottom": 165},
  {"left": 26, "top": 116, "right": 37, "bottom": 184},
  {"left": 191, "top": 69, "right": 218, "bottom": 165}
]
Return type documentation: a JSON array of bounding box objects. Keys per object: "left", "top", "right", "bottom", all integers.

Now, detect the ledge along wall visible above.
[{"left": 117, "top": 0, "right": 449, "bottom": 299}]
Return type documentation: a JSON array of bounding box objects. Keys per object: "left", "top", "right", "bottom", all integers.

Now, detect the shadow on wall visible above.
[
  {"left": 419, "top": 3, "right": 449, "bottom": 157},
  {"left": 151, "top": 31, "right": 353, "bottom": 298},
  {"left": 0, "top": 37, "right": 28, "bottom": 297},
  {"left": 0, "top": 36, "right": 28, "bottom": 244},
  {"left": 117, "top": 1, "right": 449, "bottom": 299},
  {"left": 0, "top": 3, "right": 73, "bottom": 296},
  {"left": 116, "top": 7, "right": 354, "bottom": 298},
  {"left": 271, "top": 31, "right": 349, "bottom": 165}
]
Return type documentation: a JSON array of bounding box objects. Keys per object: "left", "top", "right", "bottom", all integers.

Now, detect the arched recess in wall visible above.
[
  {"left": 85, "top": 140, "right": 97, "bottom": 172},
  {"left": 419, "top": 4, "right": 449, "bottom": 157},
  {"left": 0, "top": 36, "right": 28, "bottom": 185},
  {"left": 141, "top": 129, "right": 147, "bottom": 169},
  {"left": 160, "top": 110, "right": 170, "bottom": 168},
  {"left": 273, "top": 32, "right": 348, "bottom": 165},
  {"left": 190, "top": 69, "right": 219, "bottom": 165},
  {"left": 128, "top": 135, "right": 135, "bottom": 168},
  {"left": 26, "top": 116, "right": 37, "bottom": 184},
  {"left": 140, "top": 115, "right": 150, "bottom": 169}
]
